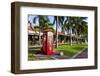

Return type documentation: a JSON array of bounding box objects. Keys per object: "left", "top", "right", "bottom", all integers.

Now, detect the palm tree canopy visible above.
[
  {"left": 53, "top": 16, "right": 65, "bottom": 28},
  {"left": 43, "top": 26, "right": 55, "bottom": 32},
  {"left": 63, "top": 16, "right": 88, "bottom": 35},
  {"left": 33, "top": 15, "right": 52, "bottom": 32}
]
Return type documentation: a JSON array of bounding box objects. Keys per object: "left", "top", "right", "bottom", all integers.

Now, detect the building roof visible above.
[{"left": 57, "top": 32, "right": 65, "bottom": 35}]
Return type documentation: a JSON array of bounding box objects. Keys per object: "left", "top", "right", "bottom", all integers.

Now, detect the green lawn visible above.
[
  {"left": 54, "top": 44, "right": 88, "bottom": 57},
  {"left": 28, "top": 44, "right": 88, "bottom": 60}
]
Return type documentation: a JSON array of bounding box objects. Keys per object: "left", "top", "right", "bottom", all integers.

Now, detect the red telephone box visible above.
[{"left": 42, "top": 31, "right": 54, "bottom": 55}]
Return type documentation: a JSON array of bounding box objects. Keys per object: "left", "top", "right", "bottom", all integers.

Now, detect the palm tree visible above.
[
  {"left": 77, "top": 17, "right": 88, "bottom": 43},
  {"left": 63, "top": 16, "right": 88, "bottom": 45},
  {"left": 72, "top": 17, "right": 88, "bottom": 44},
  {"left": 43, "top": 26, "right": 55, "bottom": 32},
  {"left": 63, "top": 16, "right": 74, "bottom": 46},
  {"left": 53, "top": 16, "right": 65, "bottom": 48},
  {"left": 33, "top": 15, "right": 50, "bottom": 45}
]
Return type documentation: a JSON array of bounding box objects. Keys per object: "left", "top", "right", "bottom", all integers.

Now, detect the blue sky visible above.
[
  {"left": 28, "top": 15, "right": 88, "bottom": 32},
  {"left": 28, "top": 15, "right": 54, "bottom": 25},
  {"left": 28, "top": 15, "right": 58, "bottom": 31}
]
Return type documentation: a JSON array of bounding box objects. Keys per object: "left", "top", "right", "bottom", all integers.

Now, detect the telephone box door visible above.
[{"left": 42, "top": 31, "right": 54, "bottom": 55}]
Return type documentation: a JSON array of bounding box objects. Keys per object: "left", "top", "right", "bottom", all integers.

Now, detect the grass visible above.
[
  {"left": 28, "top": 43, "right": 88, "bottom": 60},
  {"left": 28, "top": 53, "right": 37, "bottom": 60},
  {"left": 54, "top": 44, "right": 88, "bottom": 57},
  {"left": 28, "top": 52, "right": 54, "bottom": 60}
]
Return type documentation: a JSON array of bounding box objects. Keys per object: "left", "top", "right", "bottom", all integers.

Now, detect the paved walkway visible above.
[
  {"left": 74, "top": 48, "right": 88, "bottom": 59},
  {"left": 33, "top": 54, "right": 69, "bottom": 60}
]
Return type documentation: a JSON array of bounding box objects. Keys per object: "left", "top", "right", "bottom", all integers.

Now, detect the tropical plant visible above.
[
  {"left": 33, "top": 15, "right": 51, "bottom": 45},
  {"left": 53, "top": 16, "right": 65, "bottom": 48},
  {"left": 63, "top": 16, "right": 88, "bottom": 45}
]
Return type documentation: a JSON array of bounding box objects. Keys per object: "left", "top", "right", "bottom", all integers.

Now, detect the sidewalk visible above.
[{"left": 72, "top": 48, "right": 88, "bottom": 59}]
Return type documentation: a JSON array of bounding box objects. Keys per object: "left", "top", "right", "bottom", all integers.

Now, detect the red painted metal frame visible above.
[{"left": 42, "top": 32, "right": 54, "bottom": 55}]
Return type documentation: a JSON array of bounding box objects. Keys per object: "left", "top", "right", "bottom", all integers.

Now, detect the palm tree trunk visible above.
[
  {"left": 75, "top": 30, "right": 79, "bottom": 44},
  {"left": 55, "top": 17, "right": 58, "bottom": 48},
  {"left": 70, "top": 27, "right": 72, "bottom": 46}
]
